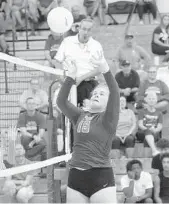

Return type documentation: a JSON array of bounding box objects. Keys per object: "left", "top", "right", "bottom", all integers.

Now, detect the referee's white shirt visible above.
[{"left": 54, "top": 34, "right": 104, "bottom": 77}]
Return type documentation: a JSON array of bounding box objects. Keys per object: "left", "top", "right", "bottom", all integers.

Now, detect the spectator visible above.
[
  {"left": 137, "top": 91, "right": 163, "bottom": 157},
  {"left": 0, "top": 0, "right": 9, "bottom": 54},
  {"left": 55, "top": 18, "right": 103, "bottom": 107},
  {"left": 83, "top": 0, "right": 106, "bottom": 25},
  {"left": 121, "top": 159, "right": 153, "bottom": 203},
  {"left": 115, "top": 60, "right": 140, "bottom": 105},
  {"left": 112, "top": 96, "right": 137, "bottom": 158},
  {"left": 116, "top": 33, "right": 151, "bottom": 72},
  {"left": 151, "top": 138, "right": 169, "bottom": 174},
  {"left": 68, "top": 5, "right": 86, "bottom": 36},
  {"left": 17, "top": 97, "right": 46, "bottom": 161},
  {"left": 154, "top": 153, "right": 169, "bottom": 203},
  {"left": 19, "top": 78, "right": 48, "bottom": 115},
  {"left": 44, "top": 30, "right": 63, "bottom": 84},
  {"left": 11, "top": 0, "right": 26, "bottom": 30},
  {"left": 42, "top": 0, "right": 66, "bottom": 16},
  {"left": 3, "top": 144, "right": 37, "bottom": 203},
  {"left": 26, "top": 0, "right": 45, "bottom": 36},
  {"left": 137, "top": 0, "right": 158, "bottom": 25},
  {"left": 137, "top": 66, "right": 169, "bottom": 112},
  {"left": 151, "top": 14, "right": 169, "bottom": 55}
]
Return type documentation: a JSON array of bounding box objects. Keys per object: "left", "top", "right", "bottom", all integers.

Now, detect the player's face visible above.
[
  {"left": 26, "top": 99, "right": 36, "bottom": 111},
  {"left": 131, "top": 163, "right": 142, "bottom": 178},
  {"left": 120, "top": 96, "right": 126, "bottom": 109},
  {"left": 90, "top": 87, "right": 109, "bottom": 112},
  {"left": 145, "top": 93, "right": 158, "bottom": 107},
  {"left": 162, "top": 157, "right": 169, "bottom": 171},
  {"left": 148, "top": 67, "right": 157, "bottom": 81},
  {"left": 79, "top": 21, "right": 93, "bottom": 43}
]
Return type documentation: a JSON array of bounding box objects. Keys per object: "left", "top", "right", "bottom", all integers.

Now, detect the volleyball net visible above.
[{"left": 0, "top": 52, "right": 73, "bottom": 177}]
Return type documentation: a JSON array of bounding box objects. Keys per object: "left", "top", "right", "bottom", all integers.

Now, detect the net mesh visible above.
[{"left": 0, "top": 58, "right": 63, "bottom": 164}]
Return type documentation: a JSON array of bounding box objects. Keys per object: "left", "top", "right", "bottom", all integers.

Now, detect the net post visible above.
[{"left": 47, "top": 79, "right": 62, "bottom": 203}]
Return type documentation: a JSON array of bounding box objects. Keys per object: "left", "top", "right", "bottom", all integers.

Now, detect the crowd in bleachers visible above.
[{"left": 1, "top": 0, "right": 169, "bottom": 203}]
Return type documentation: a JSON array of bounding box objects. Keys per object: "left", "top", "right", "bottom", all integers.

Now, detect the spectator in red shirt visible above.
[
  {"left": 17, "top": 97, "right": 46, "bottom": 161},
  {"left": 44, "top": 30, "right": 63, "bottom": 69},
  {"left": 137, "top": 91, "right": 163, "bottom": 157},
  {"left": 44, "top": 30, "right": 64, "bottom": 85}
]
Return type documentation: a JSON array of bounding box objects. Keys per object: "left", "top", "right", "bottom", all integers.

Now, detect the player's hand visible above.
[
  {"left": 90, "top": 51, "right": 109, "bottom": 74},
  {"left": 64, "top": 58, "right": 77, "bottom": 80}
]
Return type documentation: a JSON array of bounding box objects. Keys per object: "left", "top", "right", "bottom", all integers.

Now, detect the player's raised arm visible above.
[
  {"left": 90, "top": 53, "right": 120, "bottom": 125},
  {"left": 57, "top": 60, "right": 82, "bottom": 124}
]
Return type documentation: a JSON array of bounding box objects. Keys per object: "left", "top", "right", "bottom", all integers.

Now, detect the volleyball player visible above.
[{"left": 57, "top": 53, "right": 120, "bottom": 203}]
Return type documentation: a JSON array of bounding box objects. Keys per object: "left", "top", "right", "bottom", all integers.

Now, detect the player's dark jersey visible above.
[{"left": 57, "top": 71, "right": 120, "bottom": 169}]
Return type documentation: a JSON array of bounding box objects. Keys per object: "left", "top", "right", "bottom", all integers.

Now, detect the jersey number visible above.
[{"left": 77, "top": 116, "right": 93, "bottom": 133}]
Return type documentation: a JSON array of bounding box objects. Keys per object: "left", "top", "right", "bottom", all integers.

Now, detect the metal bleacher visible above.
[{"left": 0, "top": 9, "right": 169, "bottom": 203}]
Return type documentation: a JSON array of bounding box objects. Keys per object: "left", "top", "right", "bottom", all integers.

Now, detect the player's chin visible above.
[{"left": 91, "top": 101, "right": 101, "bottom": 109}]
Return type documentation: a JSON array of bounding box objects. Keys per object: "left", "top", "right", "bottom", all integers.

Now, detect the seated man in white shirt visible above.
[{"left": 121, "top": 159, "right": 153, "bottom": 203}]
